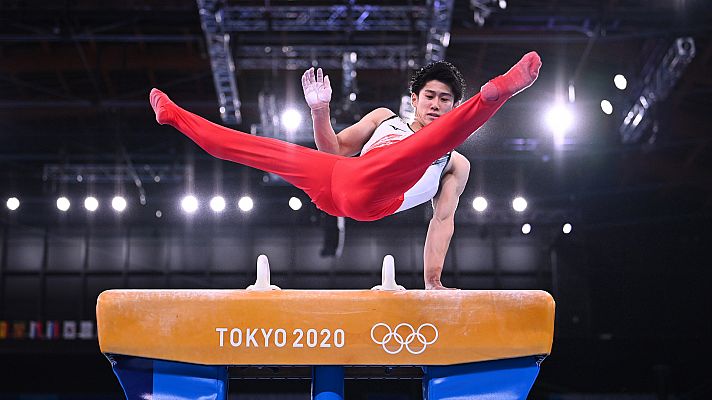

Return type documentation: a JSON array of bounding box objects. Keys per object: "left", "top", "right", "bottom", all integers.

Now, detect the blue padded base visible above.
[
  {"left": 422, "top": 356, "right": 545, "bottom": 400},
  {"left": 106, "top": 354, "right": 228, "bottom": 400}
]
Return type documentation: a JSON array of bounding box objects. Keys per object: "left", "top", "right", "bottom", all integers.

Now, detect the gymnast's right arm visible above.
[{"left": 302, "top": 67, "right": 393, "bottom": 157}]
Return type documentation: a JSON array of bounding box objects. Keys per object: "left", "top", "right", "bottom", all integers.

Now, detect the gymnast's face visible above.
[{"left": 411, "top": 80, "right": 456, "bottom": 129}]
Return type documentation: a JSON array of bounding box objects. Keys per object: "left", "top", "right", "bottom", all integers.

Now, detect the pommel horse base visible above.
[{"left": 96, "top": 255, "right": 555, "bottom": 399}]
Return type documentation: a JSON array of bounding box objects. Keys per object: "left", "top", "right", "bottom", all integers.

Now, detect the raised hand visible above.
[{"left": 301, "top": 67, "right": 332, "bottom": 110}]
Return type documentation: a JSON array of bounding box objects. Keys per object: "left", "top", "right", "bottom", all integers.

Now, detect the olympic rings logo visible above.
[{"left": 370, "top": 322, "right": 438, "bottom": 355}]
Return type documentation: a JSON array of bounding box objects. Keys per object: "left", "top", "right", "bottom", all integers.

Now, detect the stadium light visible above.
[
  {"left": 289, "top": 197, "right": 303, "bottom": 211},
  {"left": 281, "top": 109, "right": 302, "bottom": 132},
  {"left": 181, "top": 195, "right": 199, "bottom": 213},
  {"left": 512, "top": 196, "right": 527, "bottom": 212},
  {"left": 521, "top": 223, "right": 532, "bottom": 235},
  {"left": 6, "top": 197, "right": 20, "bottom": 211},
  {"left": 112, "top": 196, "right": 127, "bottom": 212},
  {"left": 238, "top": 196, "right": 254, "bottom": 212},
  {"left": 57, "top": 197, "right": 70, "bottom": 212},
  {"left": 545, "top": 103, "right": 574, "bottom": 145},
  {"left": 472, "top": 196, "right": 488, "bottom": 212},
  {"left": 210, "top": 196, "right": 226, "bottom": 212},
  {"left": 601, "top": 100, "right": 613, "bottom": 115},
  {"left": 84, "top": 196, "right": 99, "bottom": 212}
]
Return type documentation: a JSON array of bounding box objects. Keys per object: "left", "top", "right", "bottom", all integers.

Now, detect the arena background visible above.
[{"left": 1, "top": 1, "right": 711, "bottom": 398}]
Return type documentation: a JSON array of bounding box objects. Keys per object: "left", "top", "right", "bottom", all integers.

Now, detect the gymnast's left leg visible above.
[{"left": 150, "top": 89, "right": 344, "bottom": 215}]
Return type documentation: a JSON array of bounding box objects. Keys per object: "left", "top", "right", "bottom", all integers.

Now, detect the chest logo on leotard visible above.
[{"left": 389, "top": 124, "right": 408, "bottom": 133}]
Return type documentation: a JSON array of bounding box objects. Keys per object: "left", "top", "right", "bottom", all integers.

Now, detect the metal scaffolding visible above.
[
  {"left": 197, "top": 0, "right": 243, "bottom": 125},
  {"left": 425, "top": 0, "right": 455, "bottom": 63},
  {"left": 197, "top": 2, "right": 459, "bottom": 125},
  {"left": 219, "top": 5, "right": 431, "bottom": 32},
  {"left": 620, "top": 37, "right": 695, "bottom": 144},
  {"left": 42, "top": 164, "right": 187, "bottom": 184},
  {"left": 341, "top": 52, "right": 359, "bottom": 115},
  {"left": 236, "top": 45, "right": 422, "bottom": 70}
]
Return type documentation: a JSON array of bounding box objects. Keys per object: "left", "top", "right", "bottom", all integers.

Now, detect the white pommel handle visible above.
[
  {"left": 246, "top": 254, "right": 281, "bottom": 291},
  {"left": 371, "top": 255, "right": 405, "bottom": 291}
]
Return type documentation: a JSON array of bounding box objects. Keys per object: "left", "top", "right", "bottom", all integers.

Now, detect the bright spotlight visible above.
[
  {"left": 512, "top": 196, "right": 527, "bottom": 212},
  {"left": 289, "top": 196, "right": 303, "bottom": 211},
  {"left": 238, "top": 196, "right": 254, "bottom": 212},
  {"left": 545, "top": 103, "right": 574, "bottom": 139},
  {"left": 472, "top": 196, "right": 488, "bottom": 212},
  {"left": 521, "top": 223, "right": 532, "bottom": 235},
  {"left": 614, "top": 74, "right": 627, "bottom": 90},
  {"left": 57, "top": 197, "right": 70, "bottom": 212},
  {"left": 112, "top": 196, "right": 127, "bottom": 212},
  {"left": 473, "top": 10, "right": 485, "bottom": 27},
  {"left": 498, "top": 0, "right": 507, "bottom": 9},
  {"left": 84, "top": 196, "right": 99, "bottom": 212},
  {"left": 6, "top": 197, "right": 20, "bottom": 211},
  {"left": 281, "top": 109, "right": 302, "bottom": 132},
  {"left": 181, "top": 195, "right": 199, "bottom": 213},
  {"left": 210, "top": 196, "right": 226, "bottom": 212},
  {"left": 563, "top": 223, "right": 572, "bottom": 234},
  {"left": 600, "top": 100, "right": 613, "bottom": 115},
  {"left": 441, "top": 32, "right": 451, "bottom": 47},
  {"left": 639, "top": 95, "right": 649, "bottom": 109},
  {"left": 349, "top": 92, "right": 357, "bottom": 101},
  {"left": 632, "top": 113, "right": 643, "bottom": 127}
]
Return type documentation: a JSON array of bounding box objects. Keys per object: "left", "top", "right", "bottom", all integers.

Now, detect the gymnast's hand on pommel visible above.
[
  {"left": 425, "top": 280, "right": 459, "bottom": 291},
  {"left": 301, "top": 67, "right": 332, "bottom": 110}
]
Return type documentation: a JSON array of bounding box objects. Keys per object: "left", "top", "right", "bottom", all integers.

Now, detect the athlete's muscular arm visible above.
[
  {"left": 423, "top": 152, "right": 470, "bottom": 290},
  {"left": 302, "top": 67, "right": 394, "bottom": 156}
]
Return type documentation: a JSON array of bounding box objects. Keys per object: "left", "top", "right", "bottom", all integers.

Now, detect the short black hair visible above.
[{"left": 409, "top": 60, "right": 466, "bottom": 103}]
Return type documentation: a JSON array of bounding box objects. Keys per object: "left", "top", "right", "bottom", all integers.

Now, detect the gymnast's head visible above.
[{"left": 409, "top": 60, "right": 466, "bottom": 128}]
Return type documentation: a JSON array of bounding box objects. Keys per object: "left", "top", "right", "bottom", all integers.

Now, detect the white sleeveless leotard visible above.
[{"left": 360, "top": 115, "right": 452, "bottom": 213}]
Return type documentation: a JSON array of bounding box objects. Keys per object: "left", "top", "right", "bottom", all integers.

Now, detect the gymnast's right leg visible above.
[
  {"left": 150, "top": 89, "right": 343, "bottom": 215},
  {"left": 332, "top": 52, "right": 542, "bottom": 221}
]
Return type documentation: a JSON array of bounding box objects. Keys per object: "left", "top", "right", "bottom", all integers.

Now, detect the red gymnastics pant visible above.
[{"left": 152, "top": 79, "right": 510, "bottom": 221}]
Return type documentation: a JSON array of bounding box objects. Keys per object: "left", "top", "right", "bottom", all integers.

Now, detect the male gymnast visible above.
[{"left": 150, "top": 51, "right": 541, "bottom": 289}]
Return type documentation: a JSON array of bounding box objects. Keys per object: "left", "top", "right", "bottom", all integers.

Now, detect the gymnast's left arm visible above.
[{"left": 423, "top": 152, "right": 470, "bottom": 290}]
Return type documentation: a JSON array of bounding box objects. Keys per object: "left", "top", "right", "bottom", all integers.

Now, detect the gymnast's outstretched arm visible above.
[
  {"left": 302, "top": 67, "right": 393, "bottom": 157},
  {"left": 423, "top": 152, "right": 470, "bottom": 290}
]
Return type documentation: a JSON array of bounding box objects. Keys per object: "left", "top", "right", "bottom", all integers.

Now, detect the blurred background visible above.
[{"left": 1, "top": 0, "right": 711, "bottom": 398}]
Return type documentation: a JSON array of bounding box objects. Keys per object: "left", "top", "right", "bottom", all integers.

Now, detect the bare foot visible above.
[
  {"left": 481, "top": 51, "right": 542, "bottom": 101},
  {"left": 149, "top": 88, "right": 175, "bottom": 125}
]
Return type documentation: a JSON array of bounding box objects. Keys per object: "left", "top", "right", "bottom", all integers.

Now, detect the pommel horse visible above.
[{"left": 96, "top": 255, "right": 555, "bottom": 399}]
